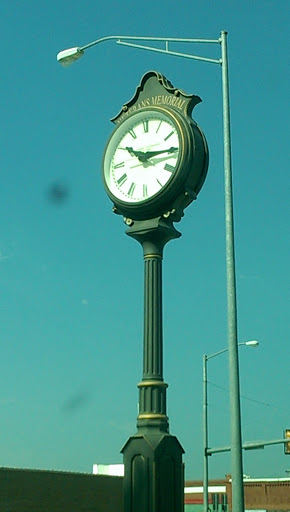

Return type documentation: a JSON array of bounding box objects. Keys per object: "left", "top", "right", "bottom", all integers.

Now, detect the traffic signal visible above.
[{"left": 284, "top": 429, "right": 290, "bottom": 454}]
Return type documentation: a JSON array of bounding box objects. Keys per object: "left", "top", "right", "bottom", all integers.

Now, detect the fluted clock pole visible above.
[{"left": 121, "top": 216, "right": 184, "bottom": 512}]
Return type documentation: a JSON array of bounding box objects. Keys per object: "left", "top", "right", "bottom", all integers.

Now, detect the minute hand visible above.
[{"left": 142, "top": 147, "right": 178, "bottom": 160}]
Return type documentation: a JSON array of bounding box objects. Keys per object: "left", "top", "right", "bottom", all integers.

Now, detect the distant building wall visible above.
[
  {"left": 185, "top": 477, "right": 290, "bottom": 511},
  {"left": 185, "top": 479, "right": 227, "bottom": 511},
  {"left": 243, "top": 479, "right": 290, "bottom": 511},
  {"left": 0, "top": 467, "right": 123, "bottom": 512}
]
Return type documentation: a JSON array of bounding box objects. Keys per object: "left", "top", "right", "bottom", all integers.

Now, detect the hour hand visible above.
[
  {"left": 119, "top": 146, "right": 145, "bottom": 159},
  {"left": 119, "top": 146, "right": 137, "bottom": 156}
]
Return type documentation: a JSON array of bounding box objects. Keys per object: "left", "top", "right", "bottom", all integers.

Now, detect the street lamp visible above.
[
  {"left": 203, "top": 340, "right": 259, "bottom": 512},
  {"left": 57, "top": 31, "right": 244, "bottom": 511}
]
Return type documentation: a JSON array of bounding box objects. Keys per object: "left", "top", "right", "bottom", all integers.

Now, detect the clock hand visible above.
[
  {"left": 119, "top": 146, "right": 137, "bottom": 156},
  {"left": 143, "top": 147, "right": 178, "bottom": 159},
  {"left": 120, "top": 146, "right": 178, "bottom": 164},
  {"left": 128, "top": 147, "right": 178, "bottom": 163},
  {"left": 146, "top": 153, "right": 178, "bottom": 165},
  {"left": 130, "top": 160, "right": 155, "bottom": 169},
  {"left": 130, "top": 152, "right": 177, "bottom": 169},
  {"left": 119, "top": 146, "right": 146, "bottom": 160}
]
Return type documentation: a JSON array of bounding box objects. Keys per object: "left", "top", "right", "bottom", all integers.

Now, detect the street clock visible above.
[
  {"left": 101, "top": 71, "right": 210, "bottom": 512},
  {"left": 102, "top": 71, "right": 208, "bottom": 222}
]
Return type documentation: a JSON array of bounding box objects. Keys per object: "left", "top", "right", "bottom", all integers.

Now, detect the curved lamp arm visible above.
[
  {"left": 56, "top": 34, "right": 222, "bottom": 67},
  {"left": 206, "top": 340, "right": 259, "bottom": 361}
]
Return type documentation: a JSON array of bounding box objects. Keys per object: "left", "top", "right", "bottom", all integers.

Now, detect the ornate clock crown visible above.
[{"left": 111, "top": 70, "right": 202, "bottom": 125}]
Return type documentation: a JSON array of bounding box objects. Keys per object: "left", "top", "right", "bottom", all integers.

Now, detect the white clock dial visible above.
[{"left": 103, "top": 109, "right": 182, "bottom": 204}]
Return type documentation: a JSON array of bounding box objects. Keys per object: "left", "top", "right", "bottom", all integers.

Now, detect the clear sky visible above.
[{"left": 1, "top": 1, "right": 289, "bottom": 482}]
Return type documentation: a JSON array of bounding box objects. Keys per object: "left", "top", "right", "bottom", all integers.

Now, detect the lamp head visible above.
[
  {"left": 245, "top": 340, "right": 259, "bottom": 347},
  {"left": 57, "top": 47, "right": 84, "bottom": 67}
]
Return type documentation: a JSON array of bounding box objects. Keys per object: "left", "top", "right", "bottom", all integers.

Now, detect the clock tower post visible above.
[
  {"left": 102, "top": 72, "right": 208, "bottom": 512},
  {"left": 121, "top": 216, "right": 184, "bottom": 512}
]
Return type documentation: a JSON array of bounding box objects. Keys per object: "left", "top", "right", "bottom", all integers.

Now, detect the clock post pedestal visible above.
[{"left": 121, "top": 216, "right": 185, "bottom": 512}]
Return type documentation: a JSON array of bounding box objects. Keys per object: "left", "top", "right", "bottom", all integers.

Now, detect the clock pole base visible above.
[
  {"left": 123, "top": 216, "right": 184, "bottom": 512},
  {"left": 121, "top": 431, "right": 184, "bottom": 512}
]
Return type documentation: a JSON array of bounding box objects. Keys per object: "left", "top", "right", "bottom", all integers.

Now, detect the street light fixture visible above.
[
  {"left": 56, "top": 47, "right": 84, "bottom": 66},
  {"left": 56, "top": 35, "right": 222, "bottom": 67},
  {"left": 57, "top": 31, "right": 244, "bottom": 512},
  {"left": 203, "top": 340, "right": 259, "bottom": 512}
]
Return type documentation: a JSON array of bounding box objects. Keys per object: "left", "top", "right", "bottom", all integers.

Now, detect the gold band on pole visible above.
[
  {"left": 137, "top": 413, "right": 168, "bottom": 421},
  {"left": 137, "top": 380, "right": 168, "bottom": 388}
]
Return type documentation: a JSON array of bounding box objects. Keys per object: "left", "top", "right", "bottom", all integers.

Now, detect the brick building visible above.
[{"left": 185, "top": 475, "right": 290, "bottom": 511}]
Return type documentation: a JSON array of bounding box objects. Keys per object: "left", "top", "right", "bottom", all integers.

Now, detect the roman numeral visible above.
[
  {"left": 156, "top": 179, "right": 163, "bottom": 189},
  {"left": 156, "top": 121, "right": 162, "bottom": 133},
  {"left": 128, "top": 182, "right": 136, "bottom": 197},
  {"left": 114, "top": 161, "right": 125, "bottom": 169},
  {"left": 143, "top": 184, "right": 148, "bottom": 198},
  {"left": 143, "top": 120, "right": 149, "bottom": 133},
  {"left": 164, "top": 130, "right": 174, "bottom": 141},
  {"left": 129, "top": 129, "right": 137, "bottom": 139},
  {"left": 117, "top": 173, "right": 128, "bottom": 186},
  {"left": 164, "top": 163, "right": 175, "bottom": 173}
]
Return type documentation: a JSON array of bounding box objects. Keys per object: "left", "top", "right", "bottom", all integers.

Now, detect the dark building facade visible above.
[{"left": 0, "top": 467, "right": 123, "bottom": 512}]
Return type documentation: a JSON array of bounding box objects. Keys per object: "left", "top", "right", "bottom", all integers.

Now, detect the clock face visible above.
[{"left": 103, "top": 109, "right": 184, "bottom": 205}]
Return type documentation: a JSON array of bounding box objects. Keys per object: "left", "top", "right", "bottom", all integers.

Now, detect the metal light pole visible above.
[
  {"left": 203, "top": 341, "right": 259, "bottom": 512},
  {"left": 57, "top": 31, "right": 244, "bottom": 511}
]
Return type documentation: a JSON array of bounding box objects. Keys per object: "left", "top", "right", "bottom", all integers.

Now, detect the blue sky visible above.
[{"left": 0, "top": 1, "right": 289, "bottom": 481}]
